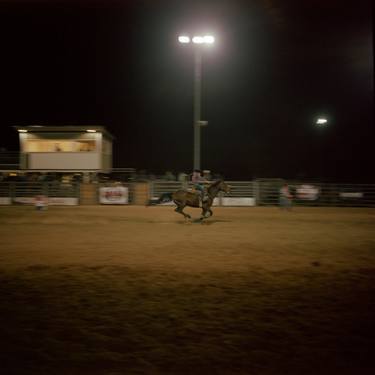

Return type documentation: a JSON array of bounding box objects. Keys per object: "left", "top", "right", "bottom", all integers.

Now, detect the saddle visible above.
[
  {"left": 184, "top": 188, "right": 202, "bottom": 202},
  {"left": 189, "top": 189, "right": 209, "bottom": 207}
]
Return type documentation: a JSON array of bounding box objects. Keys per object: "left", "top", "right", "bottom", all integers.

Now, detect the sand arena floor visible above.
[{"left": 0, "top": 205, "right": 374, "bottom": 374}]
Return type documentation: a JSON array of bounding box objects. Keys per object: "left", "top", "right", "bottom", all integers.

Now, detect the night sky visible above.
[{"left": 0, "top": 0, "right": 373, "bottom": 181}]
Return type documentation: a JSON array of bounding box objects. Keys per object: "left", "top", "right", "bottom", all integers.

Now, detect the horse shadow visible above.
[{"left": 176, "top": 218, "right": 230, "bottom": 225}]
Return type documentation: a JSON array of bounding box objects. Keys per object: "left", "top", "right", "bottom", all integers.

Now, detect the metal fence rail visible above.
[
  {"left": 150, "top": 179, "right": 375, "bottom": 207},
  {"left": 0, "top": 152, "right": 20, "bottom": 170},
  {"left": 253, "top": 179, "right": 284, "bottom": 206},
  {"left": 308, "top": 183, "right": 375, "bottom": 207},
  {"left": 0, "top": 181, "right": 79, "bottom": 199},
  {"left": 226, "top": 181, "right": 254, "bottom": 198},
  {"left": 150, "top": 181, "right": 186, "bottom": 198},
  {"left": 256, "top": 179, "right": 375, "bottom": 207},
  {"left": 1, "top": 180, "right": 375, "bottom": 207}
]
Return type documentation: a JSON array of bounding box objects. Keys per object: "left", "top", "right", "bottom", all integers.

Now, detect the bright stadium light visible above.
[
  {"left": 316, "top": 118, "right": 328, "bottom": 126},
  {"left": 179, "top": 35, "right": 215, "bottom": 45},
  {"left": 203, "top": 35, "right": 215, "bottom": 44},
  {"left": 178, "top": 35, "right": 190, "bottom": 43},
  {"left": 86, "top": 129, "right": 97, "bottom": 133},
  {"left": 192, "top": 36, "right": 204, "bottom": 44},
  {"left": 18, "top": 129, "right": 28, "bottom": 133}
]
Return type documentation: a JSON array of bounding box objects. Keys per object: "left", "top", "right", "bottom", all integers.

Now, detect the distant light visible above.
[
  {"left": 18, "top": 129, "right": 28, "bottom": 133},
  {"left": 203, "top": 35, "right": 215, "bottom": 44},
  {"left": 86, "top": 129, "right": 97, "bottom": 133},
  {"left": 178, "top": 35, "right": 190, "bottom": 43},
  {"left": 192, "top": 36, "right": 204, "bottom": 44},
  {"left": 180, "top": 35, "right": 215, "bottom": 45},
  {"left": 316, "top": 118, "right": 328, "bottom": 125}
]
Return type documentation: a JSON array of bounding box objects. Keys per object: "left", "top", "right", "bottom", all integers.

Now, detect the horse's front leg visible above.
[
  {"left": 199, "top": 208, "right": 209, "bottom": 220},
  {"left": 200, "top": 203, "right": 213, "bottom": 220}
]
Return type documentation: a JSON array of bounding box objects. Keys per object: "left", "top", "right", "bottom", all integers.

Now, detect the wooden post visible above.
[
  {"left": 80, "top": 183, "right": 97, "bottom": 205},
  {"left": 133, "top": 182, "right": 149, "bottom": 205}
]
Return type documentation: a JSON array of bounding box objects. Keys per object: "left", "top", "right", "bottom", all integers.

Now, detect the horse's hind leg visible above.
[{"left": 174, "top": 201, "right": 191, "bottom": 220}]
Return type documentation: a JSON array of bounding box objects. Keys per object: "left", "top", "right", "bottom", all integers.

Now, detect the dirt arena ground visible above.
[{"left": 0, "top": 205, "right": 374, "bottom": 375}]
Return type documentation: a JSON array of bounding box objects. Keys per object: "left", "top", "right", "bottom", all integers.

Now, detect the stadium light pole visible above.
[
  {"left": 314, "top": 116, "right": 329, "bottom": 179},
  {"left": 178, "top": 35, "right": 215, "bottom": 170}
]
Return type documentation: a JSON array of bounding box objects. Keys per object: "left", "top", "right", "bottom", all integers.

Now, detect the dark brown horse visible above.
[{"left": 172, "top": 180, "right": 230, "bottom": 220}]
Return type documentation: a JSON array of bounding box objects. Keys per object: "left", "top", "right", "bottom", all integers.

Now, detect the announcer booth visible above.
[
  {"left": 15, "top": 125, "right": 113, "bottom": 172},
  {"left": 12, "top": 125, "right": 133, "bottom": 205}
]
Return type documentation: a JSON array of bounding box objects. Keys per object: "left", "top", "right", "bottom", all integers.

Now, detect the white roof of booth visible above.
[{"left": 14, "top": 125, "right": 114, "bottom": 140}]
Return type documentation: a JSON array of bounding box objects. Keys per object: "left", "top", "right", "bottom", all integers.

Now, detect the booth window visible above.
[{"left": 24, "top": 140, "right": 96, "bottom": 152}]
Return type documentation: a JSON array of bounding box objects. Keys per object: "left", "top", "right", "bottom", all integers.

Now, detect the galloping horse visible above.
[{"left": 172, "top": 180, "right": 230, "bottom": 220}]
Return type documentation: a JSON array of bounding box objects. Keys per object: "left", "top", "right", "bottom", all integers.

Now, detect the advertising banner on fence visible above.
[
  {"left": 339, "top": 192, "right": 363, "bottom": 199},
  {"left": 296, "top": 185, "right": 320, "bottom": 200},
  {"left": 99, "top": 186, "right": 129, "bottom": 204},
  {"left": 0, "top": 197, "right": 11, "bottom": 205},
  {"left": 221, "top": 197, "right": 256, "bottom": 206}
]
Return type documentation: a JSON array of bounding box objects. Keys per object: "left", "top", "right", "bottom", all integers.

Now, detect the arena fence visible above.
[
  {"left": 1, "top": 180, "right": 375, "bottom": 207},
  {"left": 0, "top": 152, "right": 20, "bottom": 170},
  {"left": 256, "top": 179, "right": 375, "bottom": 207},
  {"left": 0, "top": 181, "right": 80, "bottom": 205},
  {"left": 149, "top": 180, "right": 375, "bottom": 207}
]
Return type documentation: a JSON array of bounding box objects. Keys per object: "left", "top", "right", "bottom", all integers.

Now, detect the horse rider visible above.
[{"left": 191, "top": 169, "right": 209, "bottom": 205}]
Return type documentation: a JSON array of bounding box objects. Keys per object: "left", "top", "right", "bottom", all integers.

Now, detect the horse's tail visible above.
[
  {"left": 147, "top": 192, "right": 174, "bottom": 206},
  {"left": 158, "top": 192, "right": 173, "bottom": 203}
]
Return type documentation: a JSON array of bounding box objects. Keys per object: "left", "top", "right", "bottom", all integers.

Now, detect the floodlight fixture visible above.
[
  {"left": 316, "top": 118, "right": 328, "bottom": 125},
  {"left": 18, "top": 129, "right": 28, "bottom": 133},
  {"left": 179, "top": 35, "right": 215, "bottom": 45},
  {"left": 86, "top": 129, "right": 97, "bottom": 133},
  {"left": 178, "top": 35, "right": 190, "bottom": 43},
  {"left": 192, "top": 36, "right": 204, "bottom": 44},
  {"left": 203, "top": 35, "right": 215, "bottom": 44}
]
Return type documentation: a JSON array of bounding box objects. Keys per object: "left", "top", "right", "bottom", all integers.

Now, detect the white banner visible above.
[
  {"left": 99, "top": 186, "right": 129, "bottom": 204},
  {"left": 12, "top": 197, "right": 78, "bottom": 205},
  {"left": 48, "top": 197, "right": 79, "bottom": 205},
  {"left": 339, "top": 192, "right": 363, "bottom": 199},
  {"left": 0, "top": 197, "right": 11, "bottom": 205},
  {"left": 221, "top": 197, "right": 256, "bottom": 206},
  {"left": 296, "top": 185, "right": 320, "bottom": 200}
]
